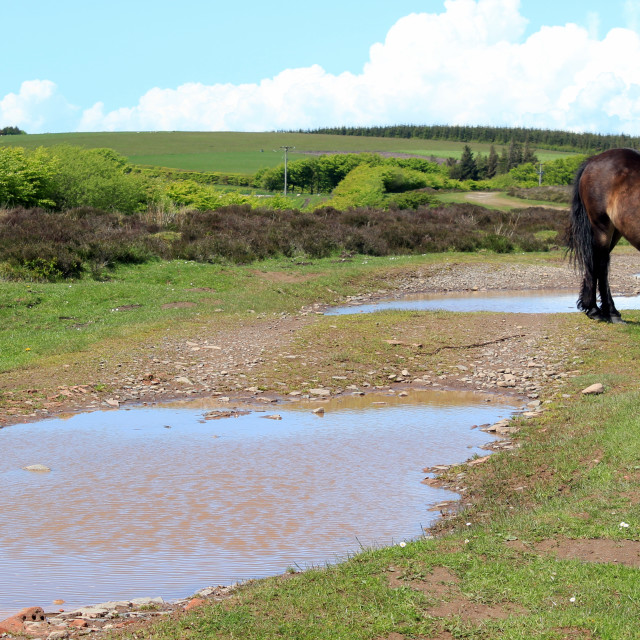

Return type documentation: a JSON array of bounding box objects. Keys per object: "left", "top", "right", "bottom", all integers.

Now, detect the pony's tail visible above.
[{"left": 566, "top": 160, "right": 593, "bottom": 277}]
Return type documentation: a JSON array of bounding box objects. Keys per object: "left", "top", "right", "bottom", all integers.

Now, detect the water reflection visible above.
[
  {"left": 0, "top": 390, "right": 516, "bottom": 616},
  {"left": 326, "top": 289, "right": 640, "bottom": 315}
]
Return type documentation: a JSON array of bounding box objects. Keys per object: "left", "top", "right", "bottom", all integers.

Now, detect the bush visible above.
[
  {"left": 0, "top": 202, "right": 568, "bottom": 279},
  {"left": 40, "top": 146, "right": 152, "bottom": 213},
  {"left": 0, "top": 147, "right": 57, "bottom": 208}
]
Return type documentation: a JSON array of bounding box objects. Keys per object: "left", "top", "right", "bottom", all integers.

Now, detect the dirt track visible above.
[{"left": 1, "top": 252, "right": 639, "bottom": 428}]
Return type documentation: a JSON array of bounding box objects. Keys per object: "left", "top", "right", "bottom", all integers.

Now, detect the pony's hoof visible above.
[
  {"left": 610, "top": 315, "right": 626, "bottom": 324},
  {"left": 586, "top": 308, "right": 606, "bottom": 321}
]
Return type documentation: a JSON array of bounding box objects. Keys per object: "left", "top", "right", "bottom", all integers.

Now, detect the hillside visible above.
[{"left": 0, "top": 131, "right": 573, "bottom": 174}]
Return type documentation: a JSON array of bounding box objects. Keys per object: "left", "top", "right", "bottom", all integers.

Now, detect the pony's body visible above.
[{"left": 568, "top": 148, "right": 640, "bottom": 322}]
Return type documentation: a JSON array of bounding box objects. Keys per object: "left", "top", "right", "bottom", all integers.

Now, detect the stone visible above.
[
  {"left": 131, "top": 597, "right": 164, "bottom": 607},
  {"left": 582, "top": 383, "right": 604, "bottom": 395},
  {"left": 69, "top": 619, "right": 89, "bottom": 628},
  {"left": 175, "top": 377, "right": 193, "bottom": 385},
  {"left": 183, "top": 598, "right": 207, "bottom": 611},
  {"left": 309, "top": 388, "right": 331, "bottom": 396},
  {"left": 263, "top": 414, "right": 282, "bottom": 420},
  {"left": 312, "top": 407, "right": 325, "bottom": 415},
  {"left": 0, "top": 606, "right": 46, "bottom": 634},
  {"left": 47, "top": 631, "right": 69, "bottom": 639},
  {"left": 23, "top": 464, "right": 51, "bottom": 472}
]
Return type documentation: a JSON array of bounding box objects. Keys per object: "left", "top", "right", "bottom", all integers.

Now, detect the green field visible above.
[{"left": 0, "top": 131, "right": 575, "bottom": 174}]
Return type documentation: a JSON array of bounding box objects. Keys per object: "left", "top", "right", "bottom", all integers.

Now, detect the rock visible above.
[
  {"left": 467, "top": 455, "right": 491, "bottom": 466},
  {"left": 131, "top": 597, "right": 164, "bottom": 607},
  {"left": 47, "top": 631, "right": 69, "bottom": 639},
  {"left": 263, "top": 414, "right": 282, "bottom": 420},
  {"left": 23, "top": 464, "right": 51, "bottom": 472},
  {"left": 312, "top": 407, "right": 325, "bottom": 415},
  {"left": 69, "top": 619, "right": 89, "bottom": 628},
  {"left": 0, "top": 606, "right": 46, "bottom": 634},
  {"left": 183, "top": 598, "right": 207, "bottom": 611},
  {"left": 582, "top": 383, "right": 604, "bottom": 395},
  {"left": 309, "top": 388, "right": 331, "bottom": 396},
  {"left": 175, "top": 377, "right": 193, "bottom": 385}
]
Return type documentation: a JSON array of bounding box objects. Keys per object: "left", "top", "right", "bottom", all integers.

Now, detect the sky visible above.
[{"left": 3, "top": 0, "right": 640, "bottom": 135}]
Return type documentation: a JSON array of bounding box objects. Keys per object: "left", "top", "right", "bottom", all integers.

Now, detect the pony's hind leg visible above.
[
  {"left": 596, "top": 236, "right": 624, "bottom": 323},
  {"left": 578, "top": 263, "right": 601, "bottom": 319}
]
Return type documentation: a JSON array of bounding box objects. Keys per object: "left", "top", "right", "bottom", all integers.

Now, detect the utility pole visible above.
[
  {"left": 538, "top": 162, "right": 544, "bottom": 186},
  {"left": 280, "top": 146, "right": 294, "bottom": 196}
]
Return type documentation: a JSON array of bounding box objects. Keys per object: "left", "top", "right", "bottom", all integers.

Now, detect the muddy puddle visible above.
[
  {"left": 326, "top": 289, "right": 640, "bottom": 316},
  {"left": 0, "top": 390, "right": 517, "bottom": 617}
]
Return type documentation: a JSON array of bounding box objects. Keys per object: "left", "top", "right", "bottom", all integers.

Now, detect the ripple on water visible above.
[
  {"left": 0, "top": 390, "right": 517, "bottom": 616},
  {"left": 325, "top": 289, "right": 640, "bottom": 316}
]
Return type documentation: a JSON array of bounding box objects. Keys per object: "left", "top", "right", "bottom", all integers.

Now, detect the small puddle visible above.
[
  {"left": 326, "top": 289, "right": 640, "bottom": 315},
  {"left": 0, "top": 390, "right": 517, "bottom": 617}
]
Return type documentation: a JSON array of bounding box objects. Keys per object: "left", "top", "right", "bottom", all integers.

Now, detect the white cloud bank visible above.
[{"left": 6, "top": 0, "right": 640, "bottom": 134}]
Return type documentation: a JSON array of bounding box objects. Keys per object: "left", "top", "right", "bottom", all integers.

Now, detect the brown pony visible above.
[{"left": 567, "top": 147, "right": 640, "bottom": 323}]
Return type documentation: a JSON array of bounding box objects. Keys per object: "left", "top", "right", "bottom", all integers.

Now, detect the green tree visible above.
[
  {"left": 486, "top": 145, "right": 499, "bottom": 178},
  {"left": 0, "top": 126, "right": 26, "bottom": 135},
  {"left": 497, "top": 147, "right": 509, "bottom": 174},
  {"left": 542, "top": 156, "right": 587, "bottom": 185},
  {"left": 41, "top": 146, "right": 151, "bottom": 213},
  {"left": 449, "top": 145, "right": 478, "bottom": 180},
  {"left": 0, "top": 147, "right": 57, "bottom": 207},
  {"left": 522, "top": 141, "right": 538, "bottom": 164},
  {"left": 507, "top": 139, "right": 523, "bottom": 171}
]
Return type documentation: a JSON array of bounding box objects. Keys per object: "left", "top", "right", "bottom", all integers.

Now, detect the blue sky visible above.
[{"left": 3, "top": 0, "right": 640, "bottom": 134}]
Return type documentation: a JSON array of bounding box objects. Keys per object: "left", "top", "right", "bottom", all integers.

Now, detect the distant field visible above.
[{"left": 0, "top": 131, "right": 575, "bottom": 174}]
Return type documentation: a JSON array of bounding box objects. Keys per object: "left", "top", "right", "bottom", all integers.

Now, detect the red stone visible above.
[
  {"left": 70, "top": 618, "right": 89, "bottom": 628},
  {"left": 183, "top": 598, "right": 207, "bottom": 611},
  {"left": 0, "top": 606, "right": 45, "bottom": 634}
]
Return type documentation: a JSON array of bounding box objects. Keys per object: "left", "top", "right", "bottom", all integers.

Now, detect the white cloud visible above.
[
  {"left": 0, "top": 80, "right": 78, "bottom": 133},
  {"left": 8, "top": 0, "right": 640, "bottom": 135}
]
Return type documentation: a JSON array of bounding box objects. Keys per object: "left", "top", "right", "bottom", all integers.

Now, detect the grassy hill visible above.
[{"left": 0, "top": 131, "right": 574, "bottom": 174}]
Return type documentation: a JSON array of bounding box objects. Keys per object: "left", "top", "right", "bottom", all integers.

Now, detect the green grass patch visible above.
[
  {"left": 0, "top": 131, "right": 574, "bottom": 173},
  {"left": 435, "top": 191, "right": 568, "bottom": 212},
  {"left": 129, "top": 150, "right": 310, "bottom": 174}
]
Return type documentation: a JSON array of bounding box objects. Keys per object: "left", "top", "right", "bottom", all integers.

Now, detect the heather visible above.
[{"left": 0, "top": 203, "right": 566, "bottom": 281}]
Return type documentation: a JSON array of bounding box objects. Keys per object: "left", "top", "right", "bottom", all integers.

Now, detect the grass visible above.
[
  {"left": 129, "top": 150, "right": 310, "bottom": 174},
  {"left": 0, "top": 253, "right": 438, "bottom": 374},
  {"left": 0, "top": 131, "right": 575, "bottom": 173}
]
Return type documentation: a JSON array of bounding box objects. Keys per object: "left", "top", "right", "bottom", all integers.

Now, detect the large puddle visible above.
[
  {"left": 0, "top": 390, "right": 517, "bottom": 617},
  {"left": 326, "top": 289, "right": 640, "bottom": 315}
]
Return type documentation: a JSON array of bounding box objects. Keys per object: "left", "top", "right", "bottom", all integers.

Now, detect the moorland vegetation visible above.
[{"left": 0, "top": 139, "right": 579, "bottom": 282}]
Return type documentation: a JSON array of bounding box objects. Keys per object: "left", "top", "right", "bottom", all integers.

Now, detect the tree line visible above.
[
  {"left": 0, "top": 126, "right": 26, "bottom": 136},
  {"left": 448, "top": 142, "right": 538, "bottom": 180},
  {"left": 301, "top": 124, "right": 639, "bottom": 153}
]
